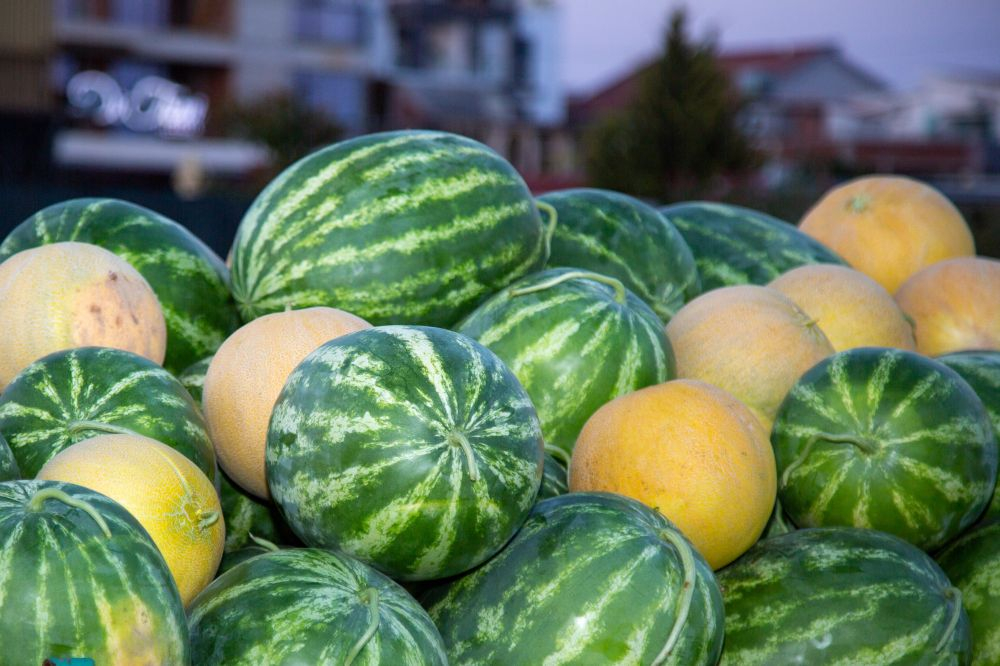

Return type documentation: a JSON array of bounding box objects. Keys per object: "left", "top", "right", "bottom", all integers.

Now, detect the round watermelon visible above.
[
  {"left": 229, "top": 130, "right": 550, "bottom": 326},
  {"left": 0, "top": 198, "right": 239, "bottom": 373},
  {"left": 218, "top": 471, "right": 295, "bottom": 553},
  {"left": 661, "top": 201, "right": 846, "bottom": 291},
  {"left": 457, "top": 267, "right": 673, "bottom": 456},
  {"left": 189, "top": 548, "right": 447, "bottom": 664},
  {"left": 772, "top": 347, "right": 997, "bottom": 551},
  {"left": 425, "top": 492, "right": 724, "bottom": 665},
  {"left": 0, "top": 346, "right": 216, "bottom": 481},
  {"left": 540, "top": 188, "right": 700, "bottom": 320},
  {"left": 539, "top": 452, "right": 568, "bottom": 501},
  {"left": 937, "top": 522, "right": 1000, "bottom": 664},
  {"left": 939, "top": 350, "right": 1000, "bottom": 523},
  {"left": 266, "top": 325, "right": 543, "bottom": 581},
  {"left": 216, "top": 538, "right": 280, "bottom": 577},
  {"left": 178, "top": 355, "right": 211, "bottom": 402},
  {"left": 719, "top": 527, "right": 970, "bottom": 664},
  {"left": 0, "top": 432, "right": 18, "bottom": 481},
  {"left": 0, "top": 480, "right": 189, "bottom": 664}
]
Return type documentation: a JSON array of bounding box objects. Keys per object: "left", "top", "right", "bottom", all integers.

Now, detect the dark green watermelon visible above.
[
  {"left": 0, "top": 198, "right": 239, "bottom": 372},
  {"left": 719, "top": 527, "right": 970, "bottom": 664},
  {"left": 230, "top": 130, "right": 550, "bottom": 326},
  {"left": 216, "top": 536, "right": 282, "bottom": 576},
  {"left": 661, "top": 201, "right": 846, "bottom": 291},
  {"left": 0, "top": 480, "right": 189, "bottom": 664},
  {"left": 0, "top": 346, "right": 216, "bottom": 482},
  {"left": 218, "top": 471, "right": 295, "bottom": 552},
  {"left": 189, "top": 548, "right": 447, "bottom": 664},
  {"left": 939, "top": 350, "right": 1000, "bottom": 523},
  {"left": 178, "top": 355, "right": 211, "bottom": 403},
  {"left": 457, "top": 267, "right": 674, "bottom": 456},
  {"left": 760, "top": 499, "right": 795, "bottom": 540},
  {"left": 937, "top": 522, "right": 1000, "bottom": 664},
  {"left": 266, "top": 325, "right": 543, "bottom": 581},
  {"left": 540, "top": 188, "right": 700, "bottom": 320},
  {"left": 539, "top": 452, "right": 568, "bottom": 501},
  {"left": 425, "top": 492, "right": 724, "bottom": 665},
  {"left": 0, "top": 432, "right": 17, "bottom": 481},
  {"left": 772, "top": 347, "right": 997, "bottom": 550}
]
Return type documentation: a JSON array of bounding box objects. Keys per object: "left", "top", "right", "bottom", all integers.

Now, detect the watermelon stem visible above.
[
  {"left": 536, "top": 200, "right": 559, "bottom": 258},
  {"left": 345, "top": 587, "right": 381, "bottom": 666},
  {"left": 66, "top": 420, "right": 140, "bottom": 438},
  {"left": 448, "top": 430, "right": 480, "bottom": 482},
  {"left": 781, "top": 432, "right": 876, "bottom": 488},
  {"left": 652, "top": 528, "right": 697, "bottom": 666},
  {"left": 935, "top": 586, "right": 964, "bottom": 653},
  {"left": 27, "top": 488, "right": 112, "bottom": 538},
  {"left": 544, "top": 443, "right": 571, "bottom": 468},
  {"left": 248, "top": 533, "right": 281, "bottom": 552},
  {"left": 511, "top": 270, "right": 627, "bottom": 305}
]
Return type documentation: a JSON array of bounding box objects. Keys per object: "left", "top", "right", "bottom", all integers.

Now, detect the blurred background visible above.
[{"left": 1, "top": 0, "right": 999, "bottom": 255}]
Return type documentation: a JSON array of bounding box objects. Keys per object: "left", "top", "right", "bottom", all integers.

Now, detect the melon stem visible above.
[
  {"left": 248, "top": 533, "right": 281, "bottom": 552},
  {"left": 448, "top": 430, "right": 480, "bottom": 483},
  {"left": 345, "top": 587, "right": 381, "bottom": 666},
  {"left": 198, "top": 510, "right": 220, "bottom": 530},
  {"left": 511, "top": 270, "right": 627, "bottom": 304},
  {"left": 935, "top": 586, "right": 964, "bottom": 653},
  {"left": 780, "top": 432, "right": 877, "bottom": 489},
  {"left": 536, "top": 200, "right": 559, "bottom": 258},
  {"left": 651, "top": 527, "right": 697, "bottom": 666},
  {"left": 66, "top": 420, "right": 140, "bottom": 438},
  {"left": 28, "top": 487, "right": 112, "bottom": 538},
  {"left": 544, "top": 443, "right": 570, "bottom": 467}
]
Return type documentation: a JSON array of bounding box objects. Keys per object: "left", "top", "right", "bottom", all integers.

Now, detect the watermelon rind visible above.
[{"left": 937, "top": 522, "right": 1000, "bottom": 665}]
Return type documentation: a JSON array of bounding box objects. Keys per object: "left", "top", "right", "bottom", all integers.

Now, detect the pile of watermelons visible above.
[{"left": 0, "top": 130, "right": 998, "bottom": 665}]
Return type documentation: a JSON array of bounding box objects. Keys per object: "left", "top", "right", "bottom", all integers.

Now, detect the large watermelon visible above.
[
  {"left": 266, "top": 325, "right": 543, "bottom": 580},
  {"left": 457, "top": 267, "right": 673, "bottom": 455},
  {"left": 0, "top": 346, "right": 216, "bottom": 481},
  {"left": 661, "top": 201, "right": 846, "bottom": 291},
  {"left": 425, "top": 492, "right": 724, "bottom": 665},
  {"left": 0, "top": 480, "right": 189, "bottom": 664},
  {"left": 939, "top": 350, "right": 1000, "bottom": 522},
  {"left": 937, "top": 522, "right": 1000, "bottom": 664},
  {"left": 719, "top": 527, "right": 970, "bottom": 664},
  {"left": 0, "top": 432, "right": 17, "bottom": 481},
  {"left": 772, "top": 347, "right": 997, "bottom": 551},
  {"left": 0, "top": 198, "right": 239, "bottom": 372},
  {"left": 189, "top": 548, "right": 447, "bottom": 664},
  {"left": 540, "top": 188, "right": 700, "bottom": 320},
  {"left": 229, "top": 130, "right": 550, "bottom": 326}
]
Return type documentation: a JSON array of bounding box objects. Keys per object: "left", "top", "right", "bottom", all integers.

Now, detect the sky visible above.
[{"left": 560, "top": 0, "right": 1000, "bottom": 95}]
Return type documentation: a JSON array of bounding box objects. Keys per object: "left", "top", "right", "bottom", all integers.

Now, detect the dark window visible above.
[
  {"left": 296, "top": 1, "right": 366, "bottom": 45},
  {"left": 513, "top": 35, "right": 530, "bottom": 87},
  {"left": 397, "top": 26, "right": 422, "bottom": 68},
  {"left": 295, "top": 70, "right": 366, "bottom": 131}
]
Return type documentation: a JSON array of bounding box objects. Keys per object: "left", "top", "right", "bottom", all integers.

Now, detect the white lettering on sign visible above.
[{"left": 66, "top": 70, "right": 209, "bottom": 138}]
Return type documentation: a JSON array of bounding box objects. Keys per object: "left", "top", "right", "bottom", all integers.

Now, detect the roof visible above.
[{"left": 716, "top": 44, "right": 838, "bottom": 78}]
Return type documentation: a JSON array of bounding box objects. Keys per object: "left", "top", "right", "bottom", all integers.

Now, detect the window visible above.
[
  {"left": 296, "top": 1, "right": 366, "bottom": 46},
  {"left": 295, "top": 70, "right": 366, "bottom": 131},
  {"left": 111, "top": 0, "right": 167, "bottom": 28}
]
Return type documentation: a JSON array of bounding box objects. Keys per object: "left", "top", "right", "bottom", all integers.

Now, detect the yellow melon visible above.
[
  {"left": 769, "top": 264, "right": 916, "bottom": 352},
  {"left": 203, "top": 306, "right": 371, "bottom": 499},
  {"left": 799, "top": 175, "right": 974, "bottom": 293},
  {"left": 664, "top": 285, "right": 834, "bottom": 431},
  {"left": 895, "top": 257, "right": 1000, "bottom": 356},
  {"left": 37, "top": 433, "right": 223, "bottom": 606},
  {"left": 569, "top": 379, "right": 776, "bottom": 569},
  {"left": 0, "top": 242, "right": 166, "bottom": 388}
]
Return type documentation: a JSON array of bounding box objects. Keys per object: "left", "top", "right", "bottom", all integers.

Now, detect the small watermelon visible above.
[
  {"left": 457, "top": 267, "right": 674, "bottom": 456},
  {"left": 937, "top": 522, "right": 1000, "bottom": 664},
  {"left": 719, "top": 527, "right": 970, "bottom": 664},
  {"left": 190, "top": 548, "right": 447, "bottom": 664},
  {"left": 0, "top": 432, "right": 18, "bottom": 481},
  {"left": 0, "top": 480, "right": 189, "bottom": 664},
  {"left": 661, "top": 201, "right": 846, "bottom": 291},
  {"left": 539, "top": 452, "right": 568, "bottom": 500},
  {"left": 178, "top": 355, "right": 211, "bottom": 402},
  {"left": 216, "top": 535, "right": 282, "bottom": 576},
  {"left": 266, "top": 325, "right": 543, "bottom": 581},
  {"left": 772, "top": 347, "right": 997, "bottom": 551},
  {"left": 219, "top": 471, "right": 295, "bottom": 553},
  {"left": 541, "top": 188, "right": 700, "bottom": 320}
]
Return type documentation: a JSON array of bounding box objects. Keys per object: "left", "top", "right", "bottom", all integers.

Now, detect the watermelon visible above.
[
  {"left": 772, "top": 347, "right": 997, "bottom": 551},
  {"left": 719, "top": 527, "right": 970, "bottom": 664},
  {"left": 939, "top": 350, "right": 1000, "bottom": 522},
  {"left": 266, "top": 325, "right": 543, "bottom": 580},
  {"left": 0, "top": 432, "right": 17, "bottom": 481},
  {"left": 425, "top": 492, "right": 724, "bottom": 665},
  {"left": 218, "top": 471, "right": 295, "bottom": 552},
  {"left": 189, "top": 548, "right": 447, "bottom": 664},
  {"left": 0, "top": 198, "right": 239, "bottom": 373},
  {"left": 457, "top": 267, "right": 673, "bottom": 456},
  {"left": 0, "top": 480, "right": 189, "bottom": 664},
  {"left": 0, "top": 346, "right": 216, "bottom": 482},
  {"left": 761, "top": 499, "right": 795, "bottom": 540},
  {"left": 539, "top": 452, "right": 568, "bottom": 500},
  {"left": 937, "top": 522, "right": 1000, "bottom": 664},
  {"left": 540, "top": 188, "right": 700, "bottom": 320},
  {"left": 229, "top": 130, "right": 551, "bottom": 326},
  {"left": 178, "top": 355, "right": 211, "bottom": 402},
  {"left": 216, "top": 535, "right": 281, "bottom": 576},
  {"left": 660, "top": 201, "right": 846, "bottom": 291}
]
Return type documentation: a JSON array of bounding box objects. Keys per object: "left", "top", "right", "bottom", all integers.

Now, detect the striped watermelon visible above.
[
  {"left": 178, "top": 355, "right": 211, "bottom": 402},
  {"left": 719, "top": 527, "right": 970, "bottom": 664},
  {"left": 540, "top": 188, "right": 700, "bottom": 320},
  {"left": 761, "top": 499, "right": 795, "bottom": 539},
  {"left": 216, "top": 536, "right": 281, "bottom": 577},
  {"left": 0, "top": 346, "right": 216, "bottom": 481},
  {"left": 230, "top": 130, "right": 551, "bottom": 326},
  {"left": 0, "top": 198, "right": 239, "bottom": 373},
  {"left": 0, "top": 432, "right": 17, "bottom": 481},
  {"left": 939, "top": 351, "right": 1000, "bottom": 522},
  {"left": 189, "top": 548, "right": 447, "bottom": 664},
  {"left": 661, "top": 202, "right": 846, "bottom": 291},
  {"left": 0, "top": 480, "right": 189, "bottom": 664},
  {"left": 937, "top": 522, "right": 1000, "bottom": 664},
  {"left": 539, "top": 452, "right": 568, "bottom": 500},
  {"left": 772, "top": 347, "right": 997, "bottom": 551},
  {"left": 456, "top": 267, "right": 673, "bottom": 456},
  {"left": 266, "top": 325, "right": 543, "bottom": 581},
  {"left": 425, "top": 492, "right": 724, "bottom": 665},
  {"left": 218, "top": 471, "right": 295, "bottom": 552}
]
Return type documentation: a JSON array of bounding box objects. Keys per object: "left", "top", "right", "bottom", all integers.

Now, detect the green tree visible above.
[{"left": 585, "top": 9, "right": 758, "bottom": 201}]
